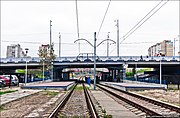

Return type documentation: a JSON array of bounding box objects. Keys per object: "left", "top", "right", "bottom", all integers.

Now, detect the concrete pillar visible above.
[
  {"left": 117, "top": 70, "right": 120, "bottom": 82},
  {"left": 123, "top": 68, "right": 126, "bottom": 82},
  {"left": 108, "top": 69, "right": 113, "bottom": 82},
  {"left": 114, "top": 70, "right": 117, "bottom": 82}
]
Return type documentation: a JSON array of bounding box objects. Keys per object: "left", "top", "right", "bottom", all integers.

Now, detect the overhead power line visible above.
[
  {"left": 2, "top": 40, "right": 157, "bottom": 45},
  {"left": 2, "top": 40, "right": 76, "bottom": 45},
  {"left": 97, "top": 0, "right": 111, "bottom": 38},
  {"left": 122, "top": 0, "right": 163, "bottom": 40},
  {"left": 120, "top": 0, "right": 169, "bottom": 44}
]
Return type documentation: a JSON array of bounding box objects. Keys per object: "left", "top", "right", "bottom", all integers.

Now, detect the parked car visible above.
[
  {"left": 2, "top": 75, "right": 19, "bottom": 85},
  {"left": 0, "top": 79, "right": 6, "bottom": 87},
  {"left": 0, "top": 76, "right": 10, "bottom": 86}
]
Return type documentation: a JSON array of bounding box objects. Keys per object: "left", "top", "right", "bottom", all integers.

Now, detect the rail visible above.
[
  {"left": 83, "top": 84, "right": 98, "bottom": 118},
  {"left": 97, "top": 83, "right": 180, "bottom": 117},
  {"left": 48, "top": 83, "right": 77, "bottom": 118},
  {"left": 48, "top": 83, "right": 98, "bottom": 118}
]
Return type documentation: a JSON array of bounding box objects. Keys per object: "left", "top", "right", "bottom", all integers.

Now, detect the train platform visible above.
[
  {"left": 90, "top": 87, "right": 139, "bottom": 117},
  {"left": 21, "top": 81, "right": 75, "bottom": 90},
  {"left": 100, "top": 81, "right": 167, "bottom": 91}
]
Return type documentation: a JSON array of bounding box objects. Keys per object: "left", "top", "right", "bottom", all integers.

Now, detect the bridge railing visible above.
[
  {"left": 0, "top": 56, "right": 179, "bottom": 63},
  {"left": 0, "top": 57, "right": 40, "bottom": 63}
]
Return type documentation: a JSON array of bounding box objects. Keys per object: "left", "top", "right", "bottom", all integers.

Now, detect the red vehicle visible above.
[{"left": 0, "top": 75, "right": 10, "bottom": 86}]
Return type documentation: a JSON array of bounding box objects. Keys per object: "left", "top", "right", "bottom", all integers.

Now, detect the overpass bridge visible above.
[
  {"left": 0, "top": 56, "right": 179, "bottom": 83},
  {"left": 0, "top": 56, "right": 179, "bottom": 68}
]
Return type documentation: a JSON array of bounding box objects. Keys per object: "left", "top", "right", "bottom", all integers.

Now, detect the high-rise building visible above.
[
  {"left": 6, "top": 44, "right": 25, "bottom": 58},
  {"left": 148, "top": 40, "right": 173, "bottom": 56}
]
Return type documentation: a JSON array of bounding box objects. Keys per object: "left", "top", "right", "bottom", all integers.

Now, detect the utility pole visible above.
[
  {"left": 59, "top": 32, "right": 61, "bottom": 57},
  {"left": 50, "top": 20, "right": 52, "bottom": 49},
  {"left": 94, "top": 32, "right": 97, "bottom": 90},
  {"left": 25, "top": 48, "right": 29, "bottom": 85},
  {"left": 50, "top": 20, "right": 53, "bottom": 80},
  {"left": 115, "top": 19, "right": 119, "bottom": 57},
  {"left": 79, "top": 41, "right": 80, "bottom": 54},
  {"left": 174, "top": 38, "right": 175, "bottom": 56},
  {"left": 107, "top": 32, "right": 110, "bottom": 57},
  {"left": 160, "top": 57, "right": 162, "bottom": 84}
]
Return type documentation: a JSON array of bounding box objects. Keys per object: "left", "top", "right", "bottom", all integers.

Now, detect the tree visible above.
[{"left": 38, "top": 43, "right": 56, "bottom": 72}]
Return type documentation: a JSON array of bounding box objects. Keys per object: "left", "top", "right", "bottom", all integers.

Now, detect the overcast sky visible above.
[{"left": 1, "top": 0, "right": 179, "bottom": 58}]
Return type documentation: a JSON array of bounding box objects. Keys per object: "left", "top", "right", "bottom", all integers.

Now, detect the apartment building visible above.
[
  {"left": 6, "top": 44, "right": 25, "bottom": 58},
  {"left": 148, "top": 40, "right": 173, "bottom": 56}
]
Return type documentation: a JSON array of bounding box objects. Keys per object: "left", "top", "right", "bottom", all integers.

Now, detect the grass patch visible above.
[
  {"left": 104, "top": 114, "right": 112, "bottom": 118},
  {"left": 75, "top": 86, "right": 84, "bottom": 90},
  {"left": 75, "top": 86, "right": 89, "bottom": 91},
  {"left": 0, "top": 90, "right": 17, "bottom": 95},
  {"left": 167, "top": 84, "right": 179, "bottom": 90},
  {"left": 68, "top": 85, "right": 75, "bottom": 91},
  {"left": 41, "top": 91, "right": 59, "bottom": 97},
  {"left": 102, "top": 109, "right": 106, "bottom": 114},
  {"left": 0, "top": 106, "right": 4, "bottom": 111}
]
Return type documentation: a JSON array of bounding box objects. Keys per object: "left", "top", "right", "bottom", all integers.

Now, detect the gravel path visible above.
[
  {"left": 0, "top": 90, "right": 60, "bottom": 118},
  {"left": 131, "top": 89, "right": 180, "bottom": 106}
]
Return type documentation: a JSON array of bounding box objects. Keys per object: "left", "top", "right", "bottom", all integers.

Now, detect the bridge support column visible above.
[
  {"left": 108, "top": 69, "right": 113, "bottom": 82},
  {"left": 123, "top": 68, "right": 126, "bottom": 82},
  {"left": 53, "top": 67, "right": 63, "bottom": 82},
  {"left": 132, "top": 68, "right": 136, "bottom": 81},
  {"left": 117, "top": 70, "right": 121, "bottom": 82},
  {"left": 112, "top": 70, "right": 115, "bottom": 81},
  {"left": 113, "top": 70, "right": 117, "bottom": 82}
]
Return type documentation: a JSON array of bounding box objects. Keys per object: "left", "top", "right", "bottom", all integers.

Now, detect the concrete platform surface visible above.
[
  {"left": 21, "top": 81, "right": 75, "bottom": 90},
  {"left": 91, "top": 90, "right": 138, "bottom": 118},
  {"left": 0, "top": 89, "right": 41, "bottom": 105},
  {"left": 100, "top": 81, "right": 166, "bottom": 90}
]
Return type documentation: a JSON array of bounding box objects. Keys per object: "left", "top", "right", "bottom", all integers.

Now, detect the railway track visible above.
[
  {"left": 97, "top": 84, "right": 180, "bottom": 118},
  {"left": 48, "top": 83, "right": 98, "bottom": 118}
]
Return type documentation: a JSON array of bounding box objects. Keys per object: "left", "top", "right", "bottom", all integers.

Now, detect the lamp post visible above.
[
  {"left": 174, "top": 38, "right": 178, "bottom": 56},
  {"left": 135, "top": 63, "right": 137, "bottom": 82},
  {"left": 160, "top": 56, "right": 162, "bottom": 84},
  {"left": 51, "top": 61, "right": 54, "bottom": 80},
  {"left": 42, "top": 58, "right": 45, "bottom": 82},
  {"left": 94, "top": 32, "right": 97, "bottom": 90},
  {"left": 159, "top": 50, "right": 162, "bottom": 84},
  {"left": 25, "top": 48, "right": 29, "bottom": 85},
  {"left": 74, "top": 32, "right": 116, "bottom": 90}
]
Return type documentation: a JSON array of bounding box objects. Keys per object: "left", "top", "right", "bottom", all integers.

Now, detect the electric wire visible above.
[
  {"left": 2, "top": 40, "right": 157, "bottom": 45},
  {"left": 97, "top": 0, "right": 111, "bottom": 38},
  {"left": 122, "top": 0, "right": 163, "bottom": 41},
  {"left": 120, "top": 0, "right": 169, "bottom": 44}
]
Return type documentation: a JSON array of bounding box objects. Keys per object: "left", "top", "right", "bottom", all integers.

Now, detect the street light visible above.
[
  {"left": 51, "top": 61, "right": 54, "bottom": 80},
  {"left": 135, "top": 63, "right": 137, "bottom": 82},
  {"left": 173, "top": 37, "right": 178, "bottom": 56},
  {"left": 159, "top": 50, "right": 162, "bottom": 84},
  {"left": 74, "top": 32, "right": 116, "bottom": 90},
  {"left": 25, "top": 48, "right": 29, "bottom": 85},
  {"left": 42, "top": 58, "right": 45, "bottom": 82}
]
